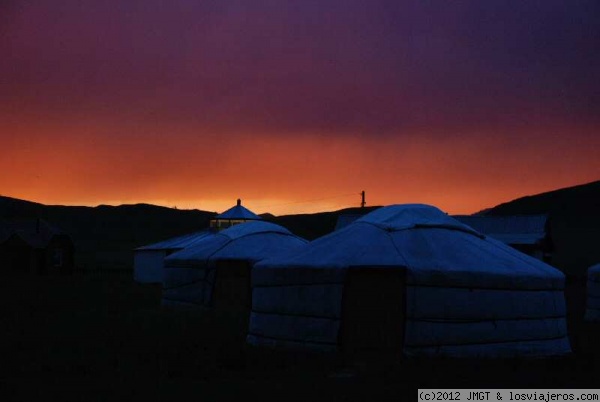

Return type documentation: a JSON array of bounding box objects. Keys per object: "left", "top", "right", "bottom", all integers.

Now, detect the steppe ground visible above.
[{"left": 2, "top": 273, "right": 599, "bottom": 401}]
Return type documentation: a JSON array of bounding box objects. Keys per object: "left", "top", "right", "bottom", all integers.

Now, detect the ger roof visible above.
[
  {"left": 254, "top": 204, "right": 563, "bottom": 290},
  {"left": 336, "top": 211, "right": 549, "bottom": 246},
  {"left": 453, "top": 214, "right": 548, "bottom": 245},
  {"left": 215, "top": 200, "right": 261, "bottom": 220},
  {"left": 165, "top": 221, "right": 306, "bottom": 266},
  {"left": 135, "top": 230, "right": 212, "bottom": 251},
  {"left": 356, "top": 204, "right": 481, "bottom": 234},
  {"left": 218, "top": 220, "right": 293, "bottom": 240}
]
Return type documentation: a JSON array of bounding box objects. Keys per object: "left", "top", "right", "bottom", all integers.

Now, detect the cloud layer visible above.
[{"left": 1, "top": 1, "right": 598, "bottom": 213}]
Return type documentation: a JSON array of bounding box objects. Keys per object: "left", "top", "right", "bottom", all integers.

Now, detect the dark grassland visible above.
[{"left": 2, "top": 273, "right": 600, "bottom": 401}]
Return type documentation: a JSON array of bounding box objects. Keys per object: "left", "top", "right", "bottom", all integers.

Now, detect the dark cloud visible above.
[{"left": 1, "top": 0, "right": 598, "bottom": 138}]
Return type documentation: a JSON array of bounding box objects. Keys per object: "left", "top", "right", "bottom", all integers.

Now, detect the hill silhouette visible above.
[
  {"left": 0, "top": 196, "right": 215, "bottom": 271},
  {"left": 0, "top": 195, "right": 378, "bottom": 271},
  {"left": 484, "top": 180, "right": 600, "bottom": 216},
  {"left": 2, "top": 179, "right": 598, "bottom": 274}
]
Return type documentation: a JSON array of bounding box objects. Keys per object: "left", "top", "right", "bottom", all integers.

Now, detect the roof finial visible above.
[{"left": 237, "top": 198, "right": 241, "bottom": 206}]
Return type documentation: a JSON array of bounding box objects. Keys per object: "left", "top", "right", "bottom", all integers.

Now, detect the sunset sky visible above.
[{"left": 1, "top": 1, "right": 599, "bottom": 215}]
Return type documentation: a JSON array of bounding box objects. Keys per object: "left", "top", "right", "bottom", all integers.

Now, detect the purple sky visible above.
[{"left": 1, "top": 1, "right": 599, "bottom": 214}]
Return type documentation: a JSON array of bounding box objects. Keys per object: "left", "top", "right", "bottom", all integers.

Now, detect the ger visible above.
[{"left": 467, "top": 391, "right": 490, "bottom": 400}]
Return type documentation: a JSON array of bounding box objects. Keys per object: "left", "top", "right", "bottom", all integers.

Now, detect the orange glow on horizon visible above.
[
  {"left": 2, "top": 2, "right": 599, "bottom": 222},
  {"left": 2, "top": 118, "right": 598, "bottom": 216}
]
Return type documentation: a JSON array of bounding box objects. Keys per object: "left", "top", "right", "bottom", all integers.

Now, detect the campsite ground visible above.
[{"left": 3, "top": 274, "right": 600, "bottom": 401}]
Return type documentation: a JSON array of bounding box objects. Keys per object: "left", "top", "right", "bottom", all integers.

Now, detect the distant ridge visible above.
[
  {"left": 0, "top": 195, "right": 215, "bottom": 271},
  {"left": 483, "top": 180, "right": 600, "bottom": 216},
  {"left": 2, "top": 179, "right": 598, "bottom": 274},
  {"left": 0, "top": 194, "right": 379, "bottom": 270}
]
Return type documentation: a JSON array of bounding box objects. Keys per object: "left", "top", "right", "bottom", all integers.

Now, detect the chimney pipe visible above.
[{"left": 237, "top": 198, "right": 241, "bottom": 206}]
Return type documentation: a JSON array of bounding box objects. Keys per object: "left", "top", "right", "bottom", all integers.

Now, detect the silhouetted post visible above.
[{"left": 361, "top": 191, "right": 366, "bottom": 208}]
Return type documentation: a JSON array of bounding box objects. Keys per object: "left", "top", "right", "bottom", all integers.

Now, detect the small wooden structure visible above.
[{"left": 0, "top": 218, "right": 74, "bottom": 274}]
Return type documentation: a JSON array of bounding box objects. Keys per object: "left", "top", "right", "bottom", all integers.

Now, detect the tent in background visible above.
[
  {"left": 209, "top": 199, "right": 262, "bottom": 232},
  {"left": 453, "top": 214, "right": 552, "bottom": 262},
  {"left": 249, "top": 204, "right": 570, "bottom": 358},
  {"left": 133, "top": 199, "right": 262, "bottom": 283},
  {"left": 133, "top": 230, "right": 211, "bottom": 283},
  {"left": 162, "top": 221, "right": 307, "bottom": 311},
  {"left": 585, "top": 263, "right": 600, "bottom": 321}
]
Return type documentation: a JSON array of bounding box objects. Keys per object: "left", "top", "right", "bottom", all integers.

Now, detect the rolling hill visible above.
[
  {"left": 0, "top": 196, "right": 215, "bottom": 271},
  {"left": 484, "top": 180, "right": 600, "bottom": 216},
  {"left": 0, "top": 195, "right": 379, "bottom": 271},
  {"left": 2, "top": 179, "right": 598, "bottom": 275}
]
